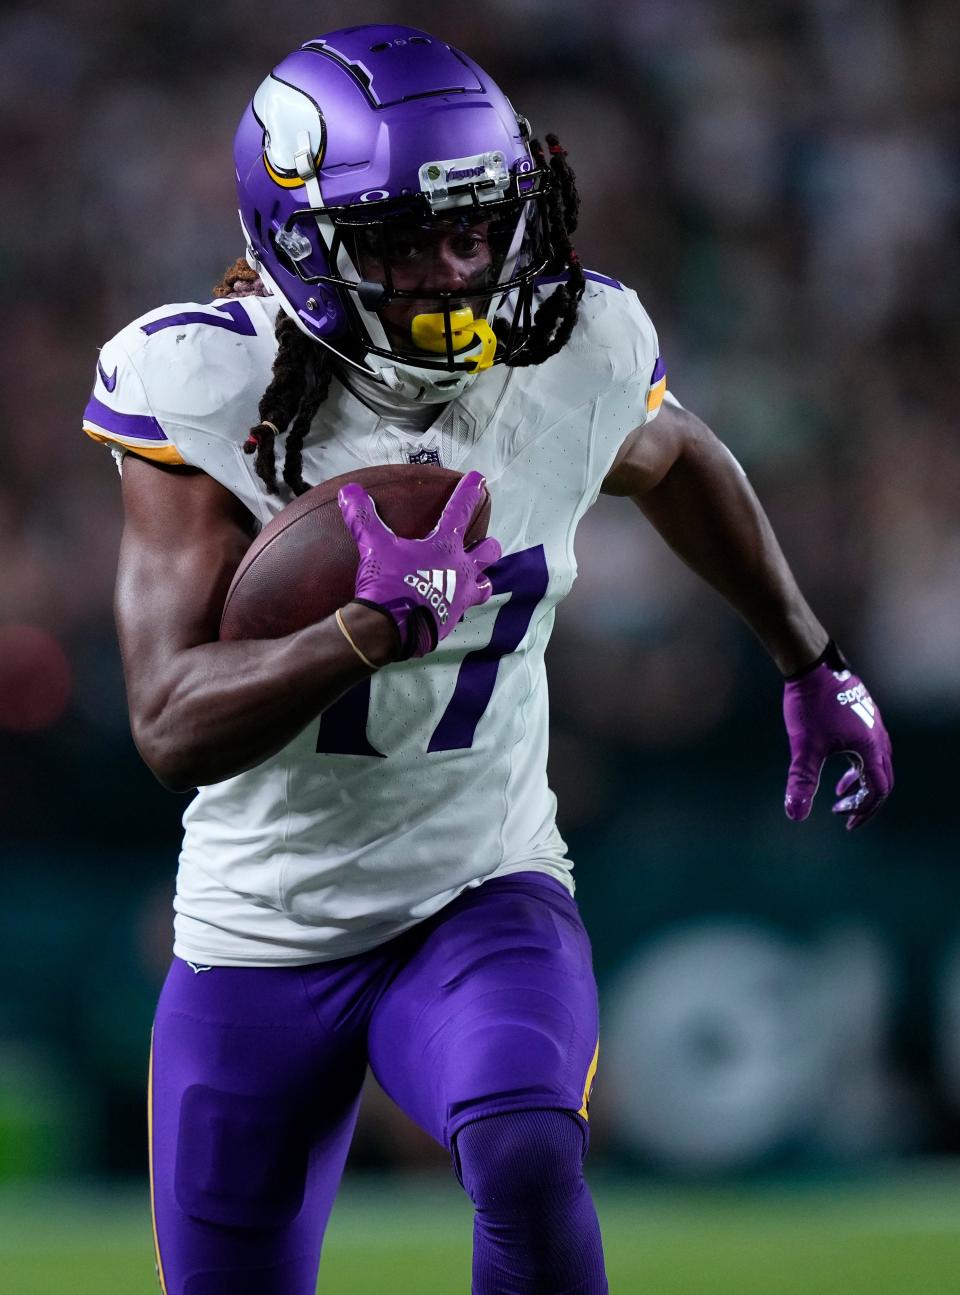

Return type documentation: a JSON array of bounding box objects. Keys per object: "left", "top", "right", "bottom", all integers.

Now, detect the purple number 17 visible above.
[{"left": 316, "top": 545, "right": 549, "bottom": 757}]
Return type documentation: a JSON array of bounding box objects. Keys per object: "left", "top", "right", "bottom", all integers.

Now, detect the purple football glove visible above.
[
  {"left": 783, "top": 642, "right": 893, "bottom": 830},
  {"left": 338, "top": 470, "right": 502, "bottom": 659}
]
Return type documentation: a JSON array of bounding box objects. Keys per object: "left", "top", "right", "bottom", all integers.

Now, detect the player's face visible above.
[{"left": 356, "top": 216, "right": 495, "bottom": 349}]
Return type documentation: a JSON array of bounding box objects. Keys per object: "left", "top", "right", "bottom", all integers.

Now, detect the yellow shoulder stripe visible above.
[
  {"left": 84, "top": 426, "right": 185, "bottom": 466},
  {"left": 647, "top": 375, "right": 667, "bottom": 415}
]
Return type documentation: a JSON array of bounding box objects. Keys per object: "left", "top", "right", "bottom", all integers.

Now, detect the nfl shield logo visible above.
[{"left": 408, "top": 446, "right": 441, "bottom": 466}]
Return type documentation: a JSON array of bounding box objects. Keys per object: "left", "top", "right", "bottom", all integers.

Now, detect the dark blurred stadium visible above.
[{"left": 1, "top": 0, "right": 958, "bottom": 1288}]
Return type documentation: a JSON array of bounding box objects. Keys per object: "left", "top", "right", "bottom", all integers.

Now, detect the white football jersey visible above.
[{"left": 83, "top": 275, "right": 665, "bottom": 964}]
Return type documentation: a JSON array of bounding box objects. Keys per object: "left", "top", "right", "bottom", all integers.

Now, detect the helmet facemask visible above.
[{"left": 271, "top": 157, "right": 553, "bottom": 395}]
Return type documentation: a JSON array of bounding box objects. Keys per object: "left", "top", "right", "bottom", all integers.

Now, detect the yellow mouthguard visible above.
[{"left": 410, "top": 309, "right": 497, "bottom": 372}]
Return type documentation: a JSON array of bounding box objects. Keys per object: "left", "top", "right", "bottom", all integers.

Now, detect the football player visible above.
[{"left": 83, "top": 24, "right": 894, "bottom": 1295}]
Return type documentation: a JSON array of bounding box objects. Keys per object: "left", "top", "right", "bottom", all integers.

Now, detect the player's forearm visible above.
[
  {"left": 634, "top": 419, "right": 828, "bottom": 675},
  {"left": 129, "top": 605, "right": 396, "bottom": 791}
]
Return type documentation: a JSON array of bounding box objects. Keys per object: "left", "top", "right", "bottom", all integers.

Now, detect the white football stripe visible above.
[
  {"left": 445, "top": 570, "right": 457, "bottom": 601},
  {"left": 852, "top": 701, "right": 876, "bottom": 729}
]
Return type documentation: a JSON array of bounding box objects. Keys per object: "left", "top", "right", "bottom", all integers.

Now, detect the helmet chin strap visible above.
[{"left": 367, "top": 353, "right": 481, "bottom": 404}]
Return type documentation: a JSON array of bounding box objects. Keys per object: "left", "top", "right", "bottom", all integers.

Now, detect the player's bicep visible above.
[
  {"left": 601, "top": 399, "right": 690, "bottom": 497},
  {"left": 116, "top": 456, "right": 256, "bottom": 693}
]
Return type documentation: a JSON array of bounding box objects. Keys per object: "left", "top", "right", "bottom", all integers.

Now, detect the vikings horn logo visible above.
[{"left": 252, "top": 75, "right": 326, "bottom": 189}]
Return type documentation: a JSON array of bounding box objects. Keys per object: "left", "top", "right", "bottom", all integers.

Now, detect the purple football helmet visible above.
[{"left": 234, "top": 25, "right": 553, "bottom": 398}]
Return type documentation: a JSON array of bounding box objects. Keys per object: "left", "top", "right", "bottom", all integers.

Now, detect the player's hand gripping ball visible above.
[
  {"left": 219, "top": 465, "right": 496, "bottom": 648},
  {"left": 783, "top": 642, "right": 894, "bottom": 830},
  {"left": 339, "top": 469, "right": 502, "bottom": 658}
]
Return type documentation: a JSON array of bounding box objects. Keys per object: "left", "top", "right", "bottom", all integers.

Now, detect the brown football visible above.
[{"left": 220, "top": 464, "right": 490, "bottom": 641}]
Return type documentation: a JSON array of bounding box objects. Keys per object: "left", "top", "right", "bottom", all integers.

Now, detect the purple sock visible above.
[{"left": 454, "top": 1109, "right": 608, "bottom": 1295}]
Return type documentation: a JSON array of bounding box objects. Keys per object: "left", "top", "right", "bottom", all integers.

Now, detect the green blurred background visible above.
[{"left": 1, "top": 0, "right": 958, "bottom": 1289}]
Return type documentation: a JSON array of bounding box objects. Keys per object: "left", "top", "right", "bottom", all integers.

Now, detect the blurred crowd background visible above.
[{"left": 1, "top": 0, "right": 957, "bottom": 1188}]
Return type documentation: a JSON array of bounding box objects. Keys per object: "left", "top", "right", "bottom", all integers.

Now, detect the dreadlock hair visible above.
[
  {"left": 214, "top": 131, "right": 583, "bottom": 496},
  {"left": 213, "top": 258, "right": 332, "bottom": 496},
  {"left": 212, "top": 256, "right": 263, "bottom": 299},
  {"left": 501, "top": 133, "right": 586, "bottom": 367}
]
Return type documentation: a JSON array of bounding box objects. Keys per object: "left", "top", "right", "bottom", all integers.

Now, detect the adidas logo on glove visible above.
[
  {"left": 404, "top": 569, "right": 458, "bottom": 624},
  {"left": 836, "top": 681, "right": 876, "bottom": 729}
]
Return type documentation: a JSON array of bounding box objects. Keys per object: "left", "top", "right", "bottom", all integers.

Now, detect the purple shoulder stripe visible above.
[
  {"left": 581, "top": 269, "right": 624, "bottom": 290},
  {"left": 650, "top": 355, "right": 666, "bottom": 384},
  {"left": 536, "top": 268, "right": 624, "bottom": 291},
  {"left": 83, "top": 393, "right": 168, "bottom": 442}
]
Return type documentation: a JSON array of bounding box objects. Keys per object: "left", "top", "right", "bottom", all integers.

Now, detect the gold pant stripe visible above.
[
  {"left": 147, "top": 1031, "right": 168, "bottom": 1294},
  {"left": 578, "top": 1038, "right": 600, "bottom": 1120}
]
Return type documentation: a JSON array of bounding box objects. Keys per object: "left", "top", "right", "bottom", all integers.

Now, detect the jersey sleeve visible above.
[
  {"left": 81, "top": 296, "right": 281, "bottom": 487},
  {"left": 82, "top": 331, "right": 186, "bottom": 466},
  {"left": 574, "top": 278, "right": 667, "bottom": 504},
  {"left": 604, "top": 282, "right": 666, "bottom": 425}
]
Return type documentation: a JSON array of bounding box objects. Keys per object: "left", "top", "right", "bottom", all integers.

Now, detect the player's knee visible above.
[
  {"left": 174, "top": 1084, "right": 309, "bottom": 1229},
  {"left": 454, "top": 1108, "right": 586, "bottom": 1210}
]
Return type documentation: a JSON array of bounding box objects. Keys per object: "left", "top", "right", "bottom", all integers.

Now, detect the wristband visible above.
[{"left": 784, "top": 638, "right": 848, "bottom": 681}]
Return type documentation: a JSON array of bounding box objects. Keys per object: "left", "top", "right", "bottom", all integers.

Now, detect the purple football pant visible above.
[{"left": 149, "top": 873, "right": 604, "bottom": 1294}]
